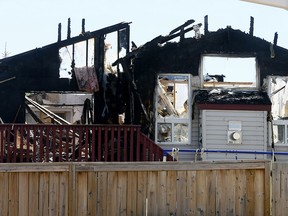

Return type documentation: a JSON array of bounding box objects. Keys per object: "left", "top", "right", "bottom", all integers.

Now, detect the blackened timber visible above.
[
  {"left": 95, "top": 35, "right": 105, "bottom": 85},
  {"left": 249, "top": 16, "right": 254, "bottom": 36},
  {"left": 204, "top": 15, "right": 208, "bottom": 35},
  {"left": 67, "top": 18, "right": 71, "bottom": 39},
  {"left": 117, "top": 58, "right": 149, "bottom": 124},
  {"left": 0, "top": 91, "right": 25, "bottom": 123},
  {"left": 93, "top": 35, "right": 106, "bottom": 124},
  {"left": 59, "top": 22, "right": 131, "bottom": 49},
  {"left": 274, "top": 32, "right": 278, "bottom": 46},
  {"left": 58, "top": 23, "right": 61, "bottom": 42},
  {"left": 0, "top": 21, "right": 131, "bottom": 123},
  {"left": 112, "top": 25, "right": 195, "bottom": 66},
  {"left": 126, "top": 25, "right": 130, "bottom": 52},
  {"left": 0, "top": 22, "right": 131, "bottom": 63},
  {"left": 82, "top": 18, "right": 85, "bottom": 34},
  {"left": 169, "top": 19, "right": 195, "bottom": 35}
]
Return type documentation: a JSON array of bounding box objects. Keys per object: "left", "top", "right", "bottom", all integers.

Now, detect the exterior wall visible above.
[{"left": 201, "top": 109, "right": 268, "bottom": 161}]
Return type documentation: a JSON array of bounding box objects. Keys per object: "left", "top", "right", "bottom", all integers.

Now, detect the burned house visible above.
[
  {"left": 1, "top": 17, "right": 288, "bottom": 161},
  {"left": 116, "top": 17, "right": 288, "bottom": 161},
  {"left": 0, "top": 20, "right": 130, "bottom": 125}
]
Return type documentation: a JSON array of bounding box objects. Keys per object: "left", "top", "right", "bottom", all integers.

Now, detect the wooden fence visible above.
[{"left": 4, "top": 160, "right": 288, "bottom": 216}]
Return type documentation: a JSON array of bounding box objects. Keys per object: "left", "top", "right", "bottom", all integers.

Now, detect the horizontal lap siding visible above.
[{"left": 203, "top": 110, "right": 267, "bottom": 160}]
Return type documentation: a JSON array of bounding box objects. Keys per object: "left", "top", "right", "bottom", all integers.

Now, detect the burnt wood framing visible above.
[
  {"left": 0, "top": 22, "right": 130, "bottom": 123},
  {"left": 2, "top": 17, "right": 288, "bottom": 129},
  {"left": 117, "top": 20, "right": 288, "bottom": 130}
]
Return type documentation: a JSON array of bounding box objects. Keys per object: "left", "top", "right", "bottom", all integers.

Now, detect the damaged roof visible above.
[
  {"left": 123, "top": 21, "right": 288, "bottom": 81},
  {"left": 0, "top": 21, "right": 130, "bottom": 92},
  {"left": 117, "top": 18, "right": 288, "bottom": 118},
  {"left": 194, "top": 89, "right": 272, "bottom": 111}
]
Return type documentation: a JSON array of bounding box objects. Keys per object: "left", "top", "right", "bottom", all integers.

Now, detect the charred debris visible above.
[
  {"left": 116, "top": 16, "right": 288, "bottom": 134},
  {"left": 0, "top": 16, "right": 288, "bottom": 135}
]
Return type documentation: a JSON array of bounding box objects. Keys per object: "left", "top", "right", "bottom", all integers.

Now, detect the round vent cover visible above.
[{"left": 232, "top": 132, "right": 241, "bottom": 140}]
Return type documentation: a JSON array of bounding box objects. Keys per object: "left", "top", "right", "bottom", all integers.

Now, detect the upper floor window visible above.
[
  {"left": 155, "top": 74, "right": 192, "bottom": 144},
  {"left": 202, "top": 55, "right": 257, "bottom": 89}
]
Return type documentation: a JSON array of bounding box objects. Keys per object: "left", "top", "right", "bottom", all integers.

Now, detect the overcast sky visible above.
[{"left": 1, "top": 0, "right": 288, "bottom": 57}]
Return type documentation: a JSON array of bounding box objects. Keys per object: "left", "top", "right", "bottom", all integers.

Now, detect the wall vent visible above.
[{"left": 227, "top": 131, "right": 242, "bottom": 144}]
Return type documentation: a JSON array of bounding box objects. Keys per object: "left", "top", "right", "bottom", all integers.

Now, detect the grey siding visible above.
[{"left": 202, "top": 110, "right": 268, "bottom": 161}]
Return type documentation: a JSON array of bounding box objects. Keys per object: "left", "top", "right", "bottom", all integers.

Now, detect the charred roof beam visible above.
[{"left": 57, "top": 22, "right": 131, "bottom": 48}]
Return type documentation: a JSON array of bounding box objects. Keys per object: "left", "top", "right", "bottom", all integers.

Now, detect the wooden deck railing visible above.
[{"left": 0, "top": 124, "right": 172, "bottom": 163}]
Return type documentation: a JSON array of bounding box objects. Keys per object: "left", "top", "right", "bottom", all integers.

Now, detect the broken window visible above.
[
  {"left": 155, "top": 74, "right": 191, "bottom": 144},
  {"left": 202, "top": 56, "right": 257, "bottom": 88},
  {"left": 269, "top": 76, "right": 288, "bottom": 145},
  {"left": 269, "top": 76, "right": 288, "bottom": 119},
  {"left": 59, "top": 45, "right": 73, "bottom": 78},
  {"left": 118, "top": 28, "right": 128, "bottom": 59},
  {"left": 272, "top": 123, "right": 285, "bottom": 144},
  {"left": 58, "top": 39, "right": 99, "bottom": 92},
  {"left": 104, "top": 29, "right": 129, "bottom": 74},
  {"left": 104, "top": 33, "right": 118, "bottom": 74},
  {"left": 59, "top": 38, "right": 95, "bottom": 79}
]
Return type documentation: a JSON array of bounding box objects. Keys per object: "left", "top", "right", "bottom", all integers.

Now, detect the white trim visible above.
[
  {"left": 263, "top": 111, "right": 267, "bottom": 159},
  {"left": 202, "top": 110, "right": 207, "bottom": 160},
  {"left": 154, "top": 73, "right": 192, "bottom": 145},
  {"left": 272, "top": 120, "right": 288, "bottom": 145}
]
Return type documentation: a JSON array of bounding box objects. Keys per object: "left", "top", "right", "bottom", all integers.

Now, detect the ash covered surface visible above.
[{"left": 194, "top": 89, "right": 272, "bottom": 105}]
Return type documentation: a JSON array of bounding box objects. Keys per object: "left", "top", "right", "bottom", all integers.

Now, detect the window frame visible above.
[
  {"left": 201, "top": 55, "right": 259, "bottom": 89},
  {"left": 273, "top": 120, "right": 288, "bottom": 145},
  {"left": 154, "top": 73, "right": 192, "bottom": 144}
]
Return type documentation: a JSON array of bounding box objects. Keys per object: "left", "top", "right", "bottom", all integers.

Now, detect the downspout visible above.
[{"left": 268, "top": 111, "right": 275, "bottom": 216}]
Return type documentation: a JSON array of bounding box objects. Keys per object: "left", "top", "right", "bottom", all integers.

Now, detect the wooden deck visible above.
[{"left": 0, "top": 124, "right": 172, "bottom": 162}]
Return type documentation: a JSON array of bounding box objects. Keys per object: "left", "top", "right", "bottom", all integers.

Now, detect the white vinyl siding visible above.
[{"left": 202, "top": 110, "right": 268, "bottom": 161}]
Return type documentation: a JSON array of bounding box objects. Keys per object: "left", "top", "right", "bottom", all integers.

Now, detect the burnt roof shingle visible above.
[{"left": 194, "top": 89, "right": 271, "bottom": 105}]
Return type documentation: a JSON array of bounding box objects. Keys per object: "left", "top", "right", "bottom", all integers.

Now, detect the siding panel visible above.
[{"left": 202, "top": 110, "right": 267, "bottom": 161}]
